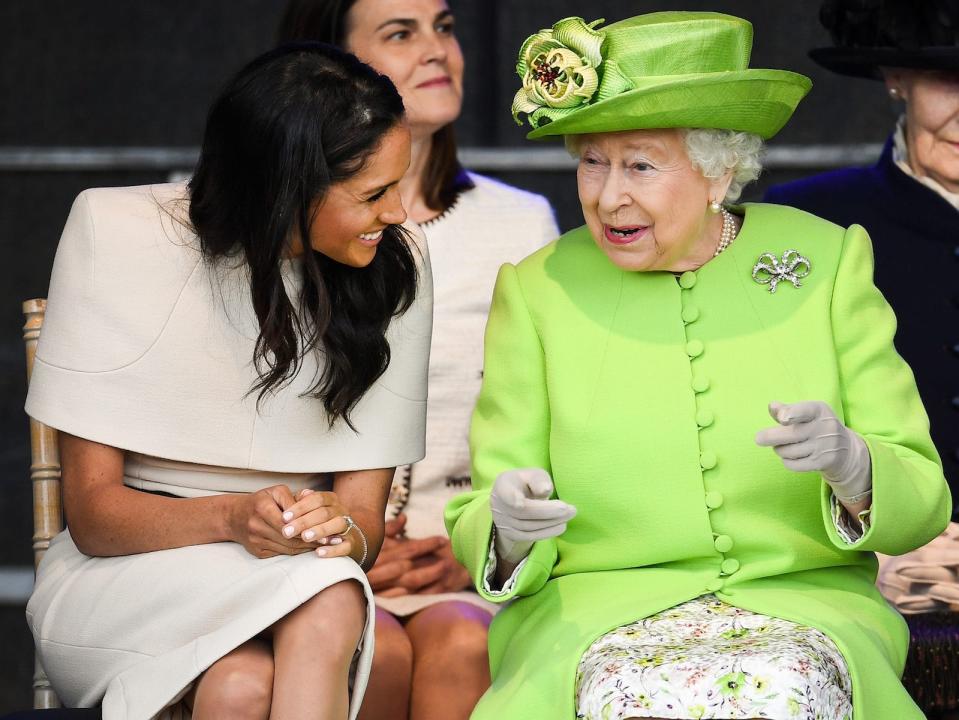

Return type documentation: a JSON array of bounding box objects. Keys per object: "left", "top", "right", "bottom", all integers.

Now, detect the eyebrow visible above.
[
  {"left": 621, "top": 141, "right": 667, "bottom": 153},
  {"left": 375, "top": 10, "right": 453, "bottom": 32}
]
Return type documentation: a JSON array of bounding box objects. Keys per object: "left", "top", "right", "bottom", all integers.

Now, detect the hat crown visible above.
[
  {"left": 820, "top": 0, "right": 959, "bottom": 51},
  {"left": 604, "top": 12, "right": 754, "bottom": 78}
]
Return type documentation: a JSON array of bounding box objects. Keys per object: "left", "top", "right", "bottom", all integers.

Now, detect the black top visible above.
[{"left": 765, "top": 138, "right": 959, "bottom": 520}]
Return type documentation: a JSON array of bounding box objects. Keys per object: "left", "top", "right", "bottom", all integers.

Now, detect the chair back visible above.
[{"left": 22, "top": 298, "right": 63, "bottom": 709}]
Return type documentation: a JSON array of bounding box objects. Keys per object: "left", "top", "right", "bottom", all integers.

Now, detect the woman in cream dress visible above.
[
  {"left": 277, "top": 2, "right": 558, "bottom": 719},
  {"left": 25, "top": 44, "right": 432, "bottom": 720}
]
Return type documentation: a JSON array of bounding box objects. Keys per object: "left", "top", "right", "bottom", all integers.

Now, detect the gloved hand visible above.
[
  {"left": 490, "top": 468, "right": 577, "bottom": 564},
  {"left": 755, "top": 401, "right": 872, "bottom": 502}
]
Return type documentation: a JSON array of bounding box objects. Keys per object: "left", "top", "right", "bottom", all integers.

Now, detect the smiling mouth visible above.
[
  {"left": 358, "top": 229, "right": 384, "bottom": 245},
  {"left": 603, "top": 224, "right": 648, "bottom": 245}
]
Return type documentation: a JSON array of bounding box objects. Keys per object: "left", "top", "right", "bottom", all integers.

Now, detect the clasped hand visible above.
[
  {"left": 490, "top": 468, "right": 576, "bottom": 564},
  {"left": 230, "top": 485, "right": 355, "bottom": 559},
  {"left": 755, "top": 401, "right": 872, "bottom": 501},
  {"left": 367, "top": 513, "right": 472, "bottom": 596}
]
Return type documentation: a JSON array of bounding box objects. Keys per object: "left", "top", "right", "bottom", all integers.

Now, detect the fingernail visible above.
[
  {"left": 316, "top": 548, "right": 327, "bottom": 557},
  {"left": 282, "top": 511, "right": 293, "bottom": 522},
  {"left": 318, "top": 537, "right": 328, "bottom": 545},
  {"left": 303, "top": 529, "right": 315, "bottom": 541},
  {"left": 330, "top": 537, "right": 343, "bottom": 545},
  {"left": 283, "top": 525, "right": 295, "bottom": 538}
]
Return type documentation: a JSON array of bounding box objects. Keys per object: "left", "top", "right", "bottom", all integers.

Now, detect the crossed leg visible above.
[{"left": 188, "top": 579, "right": 367, "bottom": 720}]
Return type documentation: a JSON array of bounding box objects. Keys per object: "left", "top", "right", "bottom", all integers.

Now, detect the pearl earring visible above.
[
  {"left": 889, "top": 87, "right": 901, "bottom": 100},
  {"left": 709, "top": 200, "right": 722, "bottom": 214}
]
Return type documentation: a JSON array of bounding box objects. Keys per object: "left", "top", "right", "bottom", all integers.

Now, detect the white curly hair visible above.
[{"left": 682, "top": 128, "right": 764, "bottom": 203}]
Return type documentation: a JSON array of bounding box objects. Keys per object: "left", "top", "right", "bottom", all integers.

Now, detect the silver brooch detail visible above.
[{"left": 752, "top": 250, "right": 811, "bottom": 293}]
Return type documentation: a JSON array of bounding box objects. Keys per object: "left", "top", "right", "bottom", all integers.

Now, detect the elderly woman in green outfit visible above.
[{"left": 446, "top": 12, "right": 951, "bottom": 720}]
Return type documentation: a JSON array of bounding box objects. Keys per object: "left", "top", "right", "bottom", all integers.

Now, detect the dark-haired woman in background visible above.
[
  {"left": 24, "top": 43, "right": 431, "bottom": 720},
  {"left": 278, "top": 2, "right": 558, "bottom": 720}
]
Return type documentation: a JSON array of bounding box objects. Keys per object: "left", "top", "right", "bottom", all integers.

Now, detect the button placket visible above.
[{"left": 678, "top": 272, "right": 729, "bottom": 591}]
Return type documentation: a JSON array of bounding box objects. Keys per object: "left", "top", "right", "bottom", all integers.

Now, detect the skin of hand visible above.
[
  {"left": 277, "top": 488, "right": 357, "bottom": 560},
  {"left": 410, "top": 540, "right": 473, "bottom": 595},
  {"left": 365, "top": 513, "right": 473, "bottom": 596},
  {"left": 754, "top": 401, "right": 872, "bottom": 501},
  {"left": 227, "top": 485, "right": 322, "bottom": 559},
  {"left": 490, "top": 468, "right": 577, "bottom": 565},
  {"left": 280, "top": 467, "right": 393, "bottom": 568},
  {"left": 367, "top": 513, "right": 447, "bottom": 595}
]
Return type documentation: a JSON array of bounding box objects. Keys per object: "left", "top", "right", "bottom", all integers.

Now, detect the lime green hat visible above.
[{"left": 511, "top": 12, "right": 812, "bottom": 140}]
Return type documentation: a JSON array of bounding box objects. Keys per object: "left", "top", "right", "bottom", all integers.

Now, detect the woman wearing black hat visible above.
[{"left": 765, "top": 0, "right": 959, "bottom": 523}]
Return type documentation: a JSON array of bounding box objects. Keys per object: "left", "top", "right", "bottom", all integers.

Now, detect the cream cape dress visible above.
[{"left": 24, "top": 183, "right": 433, "bottom": 719}]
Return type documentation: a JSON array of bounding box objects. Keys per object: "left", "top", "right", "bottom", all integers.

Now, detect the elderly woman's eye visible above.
[{"left": 633, "top": 162, "right": 653, "bottom": 172}]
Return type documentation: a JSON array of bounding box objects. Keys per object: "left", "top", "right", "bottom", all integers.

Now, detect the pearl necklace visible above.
[{"left": 713, "top": 208, "right": 737, "bottom": 257}]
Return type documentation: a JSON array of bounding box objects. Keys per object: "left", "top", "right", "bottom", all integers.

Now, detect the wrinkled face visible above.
[
  {"left": 886, "top": 68, "right": 959, "bottom": 193},
  {"left": 345, "top": 0, "right": 464, "bottom": 139},
  {"left": 303, "top": 123, "right": 411, "bottom": 267},
  {"left": 575, "top": 128, "right": 730, "bottom": 272}
]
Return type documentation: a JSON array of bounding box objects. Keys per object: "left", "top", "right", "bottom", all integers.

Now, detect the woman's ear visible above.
[
  {"left": 709, "top": 171, "right": 734, "bottom": 205},
  {"left": 881, "top": 67, "right": 908, "bottom": 102}
]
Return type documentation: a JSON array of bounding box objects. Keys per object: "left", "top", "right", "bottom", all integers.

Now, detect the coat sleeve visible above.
[
  {"left": 445, "top": 262, "right": 558, "bottom": 602},
  {"left": 820, "top": 224, "right": 951, "bottom": 554}
]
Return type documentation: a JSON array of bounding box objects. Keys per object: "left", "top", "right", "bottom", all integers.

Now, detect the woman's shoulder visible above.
[
  {"left": 65, "top": 181, "right": 200, "bottom": 264},
  {"left": 735, "top": 203, "right": 862, "bottom": 291},
  {"left": 742, "top": 202, "right": 849, "bottom": 248},
  {"left": 75, "top": 181, "right": 194, "bottom": 235},
  {"left": 37, "top": 182, "right": 205, "bottom": 373},
  {"left": 459, "top": 172, "right": 554, "bottom": 215}
]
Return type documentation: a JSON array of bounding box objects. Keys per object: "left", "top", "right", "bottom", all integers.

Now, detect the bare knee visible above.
[
  {"left": 276, "top": 579, "right": 366, "bottom": 661},
  {"left": 407, "top": 601, "right": 491, "bottom": 671},
  {"left": 194, "top": 640, "right": 273, "bottom": 719},
  {"left": 372, "top": 607, "right": 413, "bottom": 678}
]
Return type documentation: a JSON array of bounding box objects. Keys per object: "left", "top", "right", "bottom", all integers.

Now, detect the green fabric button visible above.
[
  {"left": 721, "top": 558, "right": 741, "bottom": 575},
  {"left": 686, "top": 339, "right": 704, "bottom": 358},
  {"left": 696, "top": 409, "right": 714, "bottom": 427},
  {"left": 682, "top": 306, "right": 700, "bottom": 323},
  {"left": 700, "top": 450, "right": 717, "bottom": 469},
  {"left": 679, "top": 271, "right": 697, "bottom": 289},
  {"left": 705, "top": 578, "right": 724, "bottom": 593},
  {"left": 705, "top": 491, "right": 724, "bottom": 509},
  {"left": 714, "top": 535, "right": 734, "bottom": 553},
  {"left": 691, "top": 375, "right": 710, "bottom": 393}
]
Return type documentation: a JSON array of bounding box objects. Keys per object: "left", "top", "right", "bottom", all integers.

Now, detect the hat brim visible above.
[
  {"left": 525, "top": 69, "right": 812, "bottom": 141},
  {"left": 809, "top": 47, "right": 959, "bottom": 81}
]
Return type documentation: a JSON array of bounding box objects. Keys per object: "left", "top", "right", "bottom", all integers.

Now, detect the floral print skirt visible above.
[{"left": 575, "top": 595, "right": 852, "bottom": 720}]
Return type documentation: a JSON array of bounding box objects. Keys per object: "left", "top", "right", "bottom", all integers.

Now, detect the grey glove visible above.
[
  {"left": 490, "top": 468, "right": 577, "bottom": 564},
  {"left": 755, "top": 401, "right": 872, "bottom": 502}
]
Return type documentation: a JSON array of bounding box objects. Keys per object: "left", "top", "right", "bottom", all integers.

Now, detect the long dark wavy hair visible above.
[
  {"left": 276, "top": 0, "right": 474, "bottom": 214},
  {"left": 188, "top": 43, "right": 418, "bottom": 428}
]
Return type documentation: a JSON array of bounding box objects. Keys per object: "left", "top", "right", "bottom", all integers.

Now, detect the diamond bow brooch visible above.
[{"left": 751, "top": 250, "right": 811, "bottom": 293}]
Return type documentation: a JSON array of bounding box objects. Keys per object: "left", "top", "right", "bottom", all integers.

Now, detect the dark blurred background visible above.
[{"left": 0, "top": 1, "right": 896, "bottom": 712}]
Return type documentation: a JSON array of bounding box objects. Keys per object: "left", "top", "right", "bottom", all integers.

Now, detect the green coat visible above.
[{"left": 446, "top": 203, "right": 951, "bottom": 719}]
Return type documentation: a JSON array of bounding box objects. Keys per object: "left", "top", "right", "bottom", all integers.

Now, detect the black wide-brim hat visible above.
[{"left": 809, "top": 0, "right": 959, "bottom": 80}]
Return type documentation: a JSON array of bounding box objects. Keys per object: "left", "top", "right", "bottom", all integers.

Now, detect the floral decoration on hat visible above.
[{"left": 511, "top": 17, "right": 632, "bottom": 129}]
